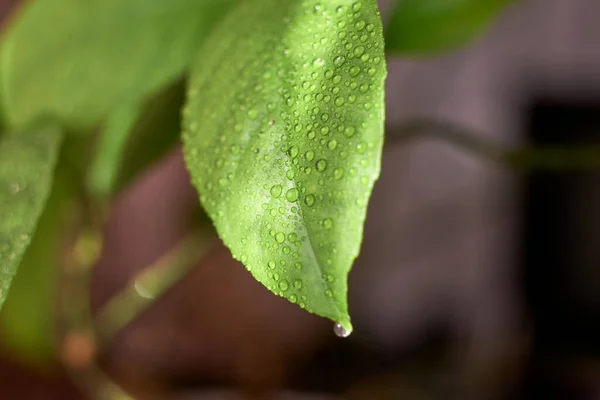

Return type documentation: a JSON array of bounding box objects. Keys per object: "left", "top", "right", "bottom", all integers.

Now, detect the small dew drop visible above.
[
  {"left": 305, "top": 194, "right": 316, "bottom": 206},
  {"left": 288, "top": 146, "right": 299, "bottom": 158},
  {"left": 356, "top": 141, "right": 367, "bottom": 154},
  {"left": 316, "top": 159, "right": 328, "bottom": 172},
  {"left": 270, "top": 185, "right": 282, "bottom": 198},
  {"left": 279, "top": 280, "right": 289, "bottom": 291},
  {"left": 353, "top": 45, "right": 365, "bottom": 57},
  {"left": 286, "top": 188, "right": 299, "bottom": 202},
  {"left": 333, "top": 55, "right": 346, "bottom": 67},
  {"left": 344, "top": 126, "right": 356, "bottom": 138},
  {"left": 275, "top": 232, "right": 285, "bottom": 243}
]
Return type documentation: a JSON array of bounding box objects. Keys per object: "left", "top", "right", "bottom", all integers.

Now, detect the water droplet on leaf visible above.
[{"left": 334, "top": 323, "right": 352, "bottom": 338}]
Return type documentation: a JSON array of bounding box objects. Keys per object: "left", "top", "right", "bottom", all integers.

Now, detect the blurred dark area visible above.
[
  {"left": 519, "top": 99, "right": 600, "bottom": 399},
  {"left": 1, "top": 0, "right": 600, "bottom": 399}
]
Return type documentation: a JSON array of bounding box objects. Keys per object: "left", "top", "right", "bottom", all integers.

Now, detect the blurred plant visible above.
[{"left": 0, "top": 0, "right": 519, "bottom": 396}]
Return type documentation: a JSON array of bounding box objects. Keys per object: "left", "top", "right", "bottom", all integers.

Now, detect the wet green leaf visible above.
[
  {"left": 183, "top": 0, "right": 386, "bottom": 331},
  {"left": 0, "top": 121, "right": 63, "bottom": 311},
  {"left": 386, "top": 0, "right": 513, "bottom": 54},
  {"left": 0, "top": 0, "right": 233, "bottom": 130}
]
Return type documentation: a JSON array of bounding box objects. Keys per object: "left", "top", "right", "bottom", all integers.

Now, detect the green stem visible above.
[
  {"left": 94, "top": 228, "right": 214, "bottom": 342},
  {"left": 388, "top": 119, "right": 600, "bottom": 170}
]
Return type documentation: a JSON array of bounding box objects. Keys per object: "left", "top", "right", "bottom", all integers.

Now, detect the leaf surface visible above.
[
  {"left": 0, "top": 161, "right": 75, "bottom": 364},
  {"left": 0, "top": 121, "right": 62, "bottom": 310},
  {"left": 183, "top": 0, "right": 386, "bottom": 330}
]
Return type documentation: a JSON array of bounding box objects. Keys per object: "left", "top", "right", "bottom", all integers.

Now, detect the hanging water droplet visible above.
[{"left": 333, "top": 323, "right": 351, "bottom": 338}]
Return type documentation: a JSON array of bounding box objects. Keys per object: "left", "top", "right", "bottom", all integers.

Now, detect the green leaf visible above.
[
  {"left": 0, "top": 161, "right": 75, "bottom": 365},
  {"left": 0, "top": 0, "right": 234, "bottom": 130},
  {"left": 88, "top": 80, "right": 186, "bottom": 199},
  {"left": 183, "top": 0, "right": 386, "bottom": 331},
  {"left": 0, "top": 121, "right": 63, "bottom": 310},
  {"left": 113, "top": 80, "right": 186, "bottom": 193},
  {"left": 386, "top": 0, "right": 513, "bottom": 54},
  {"left": 88, "top": 104, "right": 141, "bottom": 198}
]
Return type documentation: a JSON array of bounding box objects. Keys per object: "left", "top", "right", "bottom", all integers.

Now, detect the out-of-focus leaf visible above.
[
  {"left": 0, "top": 121, "right": 63, "bottom": 310},
  {"left": 386, "top": 0, "right": 513, "bottom": 54},
  {"left": 88, "top": 104, "right": 141, "bottom": 198},
  {"left": 88, "top": 80, "right": 186, "bottom": 199},
  {"left": 113, "top": 80, "right": 186, "bottom": 193},
  {"left": 183, "top": 0, "right": 386, "bottom": 331},
  {"left": 0, "top": 162, "right": 76, "bottom": 364},
  {"left": 0, "top": 0, "right": 233, "bottom": 130}
]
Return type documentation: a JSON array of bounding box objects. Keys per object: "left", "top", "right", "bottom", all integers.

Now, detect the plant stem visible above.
[
  {"left": 388, "top": 119, "right": 600, "bottom": 170},
  {"left": 94, "top": 228, "right": 214, "bottom": 343}
]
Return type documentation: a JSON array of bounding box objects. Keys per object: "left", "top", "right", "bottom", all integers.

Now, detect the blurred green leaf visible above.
[
  {"left": 88, "top": 80, "right": 186, "bottom": 199},
  {"left": 88, "top": 104, "right": 141, "bottom": 198},
  {"left": 113, "top": 80, "right": 186, "bottom": 194},
  {"left": 0, "top": 0, "right": 234, "bottom": 130},
  {"left": 386, "top": 0, "right": 513, "bottom": 54},
  {"left": 0, "top": 121, "right": 63, "bottom": 311},
  {"left": 0, "top": 161, "right": 76, "bottom": 364},
  {"left": 182, "top": 0, "right": 386, "bottom": 331}
]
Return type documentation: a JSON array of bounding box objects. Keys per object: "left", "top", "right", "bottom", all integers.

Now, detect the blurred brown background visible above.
[{"left": 1, "top": 0, "right": 600, "bottom": 398}]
